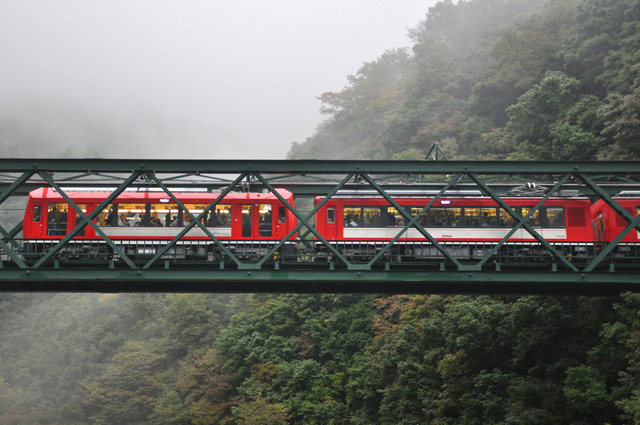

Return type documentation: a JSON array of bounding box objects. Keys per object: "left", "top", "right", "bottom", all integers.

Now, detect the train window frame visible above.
[
  {"left": 386, "top": 206, "right": 404, "bottom": 226},
  {"left": 182, "top": 203, "right": 209, "bottom": 227},
  {"left": 258, "top": 204, "right": 272, "bottom": 237},
  {"left": 429, "top": 207, "right": 462, "bottom": 227},
  {"left": 117, "top": 203, "right": 147, "bottom": 227},
  {"left": 344, "top": 206, "right": 361, "bottom": 227},
  {"left": 74, "top": 204, "right": 87, "bottom": 236},
  {"left": 410, "top": 207, "right": 428, "bottom": 226},
  {"left": 208, "top": 204, "right": 232, "bottom": 228},
  {"left": 521, "top": 207, "right": 541, "bottom": 226},
  {"left": 33, "top": 205, "right": 41, "bottom": 223},
  {"left": 326, "top": 208, "right": 335, "bottom": 224},
  {"left": 362, "top": 207, "right": 382, "bottom": 227},
  {"left": 47, "top": 203, "right": 68, "bottom": 236},
  {"left": 544, "top": 207, "right": 565, "bottom": 228},
  {"left": 279, "top": 206, "right": 288, "bottom": 224},
  {"left": 98, "top": 203, "right": 119, "bottom": 227}
]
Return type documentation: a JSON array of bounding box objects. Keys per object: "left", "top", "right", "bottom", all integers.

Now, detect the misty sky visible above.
[{"left": 0, "top": 1, "right": 437, "bottom": 159}]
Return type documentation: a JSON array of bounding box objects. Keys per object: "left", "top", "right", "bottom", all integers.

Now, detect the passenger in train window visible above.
[
  {"left": 481, "top": 212, "right": 490, "bottom": 227},
  {"left": 106, "top": 206, "right": 118, "bottom": 226}
]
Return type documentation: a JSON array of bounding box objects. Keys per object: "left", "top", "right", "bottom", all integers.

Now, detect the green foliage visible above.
[{"left": 82, "top": 341, "right": 166, "bottom": 425}]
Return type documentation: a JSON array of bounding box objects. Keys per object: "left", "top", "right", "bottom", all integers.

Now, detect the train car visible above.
[
  {"left": 591, "top": 194, "right": 640, "bottom": 244},
  {"left": 23, "top": 187, "right": 297, "bottom": 262},
  {"left": 314, "top": 190, "right": 593, "bottom": 264}
]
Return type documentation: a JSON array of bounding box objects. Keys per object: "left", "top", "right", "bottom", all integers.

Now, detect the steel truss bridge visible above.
[{"left": 1, "top": 159, "right": 640, "bottom": 295}]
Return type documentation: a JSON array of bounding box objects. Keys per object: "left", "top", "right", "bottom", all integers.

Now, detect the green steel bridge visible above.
[{"left": 1, "top": 158, "right": 639, "bottom": 295}]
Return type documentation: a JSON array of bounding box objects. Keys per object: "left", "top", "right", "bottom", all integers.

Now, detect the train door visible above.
[
  {"left": 30, "top": 203, "right": 45, "bottom": 238},
  {"left": 324, "top": 206, "right": 337, "bottom": 240},
  {"left": 70, "top": 204, "right": 89, "bottom": 238},
  {"left": 46, "top": 203, "right": 69, "bottom": 237},
  {"left": 593, "top": 212, "right": 605, "bottom": 243},
  {"left": 275, "top": 205, "right": 288, "bottom": 239},
  {"left": 258, "top": 204, "right": 272, "bottom": 238},
  {"left": 241, "top": 205, "right": 253, "bottom": 238}
]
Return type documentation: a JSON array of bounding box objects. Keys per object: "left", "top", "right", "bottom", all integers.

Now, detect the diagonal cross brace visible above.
[
  {"left": 141, "top": 171, "right": 248, "bottom": 269},
  {"left": 33, "top": 171, "right": 144, "bottom": 269},
  {"left": 359, "top": 172, "right": 465, "bottom": 268},
  {"left": 362, "top": 173, "right": 466, "bottom": 267},
  {"left": 578, "top": 173, "right": 640, "bottom": 272},
  {"left": 467, "top": 173, "right": 579, "bottom": 271},
  {"left": 252, "top": 172, "right": 357, "bottom": 267},
  {"left": 253, "top": 172, "right": 356, "bottom": 267}
]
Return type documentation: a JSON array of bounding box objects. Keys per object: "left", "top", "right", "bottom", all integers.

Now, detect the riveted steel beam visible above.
[
  {"left": 0, "top": 158, "right": 637, "bottom": 174},
  {"left": 0, "top": 268, "right": 638, "bottom": 296}
]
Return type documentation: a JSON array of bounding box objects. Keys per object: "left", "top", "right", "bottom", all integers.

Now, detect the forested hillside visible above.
[
  {"left": 288, "top": 0, "right": 640, "bottom": 161},
  {"left": 3, "top": 0, "right": 640, "bottom": 424}
]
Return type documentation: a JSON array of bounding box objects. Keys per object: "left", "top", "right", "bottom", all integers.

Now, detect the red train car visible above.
[
  {"left": 591, "top": 195, "right": 640, "bottom": 243},
  {"left": 315, "top": 191, "right": 593, "bottom": 243},
  {"left": 24, "top": 187, "right": 297, "bottom": 242}
]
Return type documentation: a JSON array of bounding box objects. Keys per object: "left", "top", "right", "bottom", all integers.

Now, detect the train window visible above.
[
  {"left": 259, "top": 204, "right": 272, "bottom": 237},
  {"left": 183, "top": 204, "right": 208, "bottom": 227},
  {"left": 74, "top": 205, "right": 87, "bottom": 236},
  {"left": 242, "top": 205, "right": 252, "bottom": 237},
  {"left": 33, "top": 205, "right": 41, "bottom": 222},
  {"left": 344, "top": 207, "right": 361, "bottom": 227},
  {"left": 208, "top": 204, "right": 232, "bottom": 227},
  {"left": 326, "top": 208, "right": 335, "bottom": 224},
  {"left": 386, "top": 207, "right": 404, "bottom": 226},
  {"left": 430, "top": 207, "right": 449, "bottom": 226},
  {"left": 500, "top": 209, "right": 514, "bottom": 227},
  {"left": 279, "top": 206, "right": 288, "bottom": 224},
  {"left": 545, "top": 207, "right": 565, "bottom": 228},
  {"left": 47, "top": 203, "right": 68, "bottom": 236},
  {"left": 449, "top": 208, "right": 463, "bottom": 226},
  {"left": 410, "top": 207, "right": 428, "bottom": 226},
  {"left": 98, "top": 204, "right": 119, "bottom": 227},
  {"left": 463, "top": 207, "right": 496, "bottom": 227},
  {"left": 521, "top": 207, "right": 541, "bottom": 226},
  {"left": 118, "top": 203, "right": 147, "bottom": 227},
  {"left": 363, "top": 207, "right": 381, "bottom": 226},
  {"left": 148, "top": 204, "right": 176, "bottom": 227},
  {"left": 429, "top": 207, "right": 461, "bottom": 227}
]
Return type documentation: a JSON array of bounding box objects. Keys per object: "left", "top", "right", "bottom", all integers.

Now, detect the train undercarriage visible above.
[{"left": 14, "top": 238, "right": 640, "bottom": 272}]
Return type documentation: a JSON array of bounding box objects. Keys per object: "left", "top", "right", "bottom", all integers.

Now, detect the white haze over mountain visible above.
[{"left": 0, "top": 0, "right": 436, "bottom": 159}]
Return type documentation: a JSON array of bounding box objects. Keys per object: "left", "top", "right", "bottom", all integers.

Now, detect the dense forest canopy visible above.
[
  {"left": 288, "top": 0, "right": 640, "bottom": 161},
  {"left": 3, "top": 0, "right": 640, "bottom": 424}
]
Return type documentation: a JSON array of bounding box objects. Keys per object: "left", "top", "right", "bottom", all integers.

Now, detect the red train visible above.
[
  {"left": 20, "top": 187, "right": 640, "bottom": 266},
  {"left": 22, "top": 187, "right": 297, "bottom": 261}
]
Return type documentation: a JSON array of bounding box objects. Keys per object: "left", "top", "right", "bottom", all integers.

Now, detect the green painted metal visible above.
[
  {"left": 0, "top": 159, "right": 638, "bottom": 294},
  {"left": 0, "top": 268, "right": 638, "bottom": 295},
  {"left": 0, "top": 158, "right": 637, "bottom": 174}
]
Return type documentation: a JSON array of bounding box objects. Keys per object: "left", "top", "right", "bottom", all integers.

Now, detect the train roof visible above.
[
  {"left": 320, "top": 190, "right": 587, "bottom": 199},
  {"left": 28, "top": 187, "right": 294, "bottom": 203}
]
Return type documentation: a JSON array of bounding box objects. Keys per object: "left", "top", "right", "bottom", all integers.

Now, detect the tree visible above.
[
  {"left": 83, "top": 341, "right": 166, "bottom": 425},
  {"left": 599, "top": 64, "right": 640, "bottom": 158}
]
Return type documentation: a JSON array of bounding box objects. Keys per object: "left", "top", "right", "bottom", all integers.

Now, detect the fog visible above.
[{"left": 0, "top": 0, "right": 437, "bottom": 159}]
